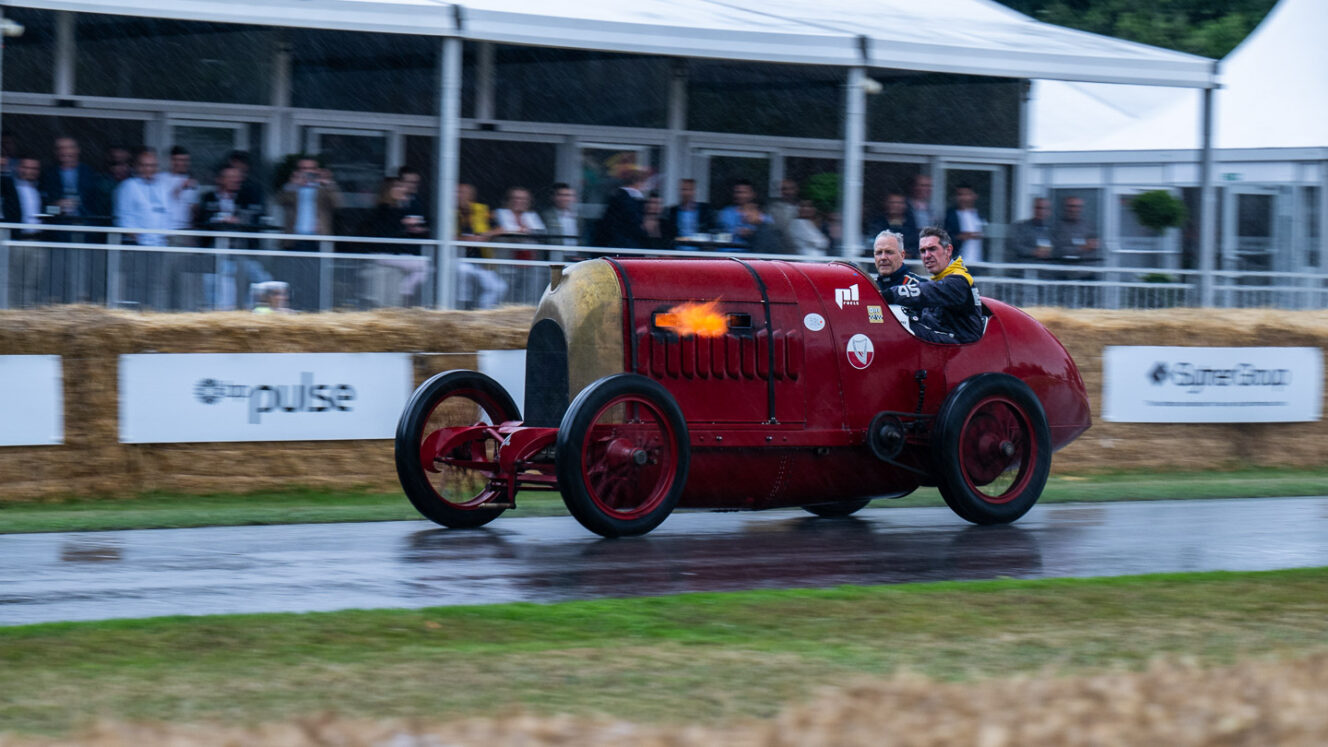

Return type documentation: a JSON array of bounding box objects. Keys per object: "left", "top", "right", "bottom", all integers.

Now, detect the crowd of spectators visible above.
[{"left": 1, "top": 134, "right": 1103, "bottom": 310}]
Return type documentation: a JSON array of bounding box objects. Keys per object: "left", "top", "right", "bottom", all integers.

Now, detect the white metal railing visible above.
[{"left": 1, "top": 223, "right": 1324, "bottom": 312}]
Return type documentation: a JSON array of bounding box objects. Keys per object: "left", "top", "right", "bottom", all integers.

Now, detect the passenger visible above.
[
  {"left": 872, "top": 229, "right": 923, "bottom": 293},
  {"left": 879, "top": 226, "right": 984, "bottom": 345}
]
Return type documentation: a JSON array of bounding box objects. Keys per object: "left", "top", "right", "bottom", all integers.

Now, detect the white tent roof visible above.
[
  {"left": 1031, "top": 0, "right": 1327, "bottom": 151},
  {"left": 10, "top": 0, "right": 1218, "bottom": 87}
]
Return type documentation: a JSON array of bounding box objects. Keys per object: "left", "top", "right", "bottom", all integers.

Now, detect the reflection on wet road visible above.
[{"left": 3, "top": 497, "right": 1327, "bottom": 626}]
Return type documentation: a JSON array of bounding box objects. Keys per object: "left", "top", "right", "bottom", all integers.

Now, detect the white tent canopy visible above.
[
  {"left": 10, "top": 0, "right": 1218, "bottom": 87},
  {"left": 1032, "top": 0, "right": 1326, "bottom": 151}
]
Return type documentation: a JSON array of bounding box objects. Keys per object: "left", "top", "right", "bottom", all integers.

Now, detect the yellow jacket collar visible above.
[{"left": 932, "top": 257, "right": 973, "bottom": 286}]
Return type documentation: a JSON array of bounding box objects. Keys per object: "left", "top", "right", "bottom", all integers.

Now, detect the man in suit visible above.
[
  {"left": 6, "top": 156, "right": 49, "bottom": 305},
  {"left": 540, "top": 182, "right": 584, "bottom": 250},
  {"left": 663, "top": 177, "right": 716, "bottom": 246},
  {"left": 593, "top": 167, "right": 648, "bottom": 250},
  {"left": 42, "top": 136, "right": 108, "bottom": 223}
]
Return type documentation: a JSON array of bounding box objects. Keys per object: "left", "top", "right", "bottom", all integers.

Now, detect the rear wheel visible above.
[
  {"left": 556, "top": 374, "right": 689, "bottom": 538},
  {"left": 934, "top": 374, "right": 1051, "bottom": 525},
  {"left": 395, "top": 370, "right": 520, "bottom": 529}
]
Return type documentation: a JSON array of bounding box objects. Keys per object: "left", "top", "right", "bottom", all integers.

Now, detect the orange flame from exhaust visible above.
[{"left": 655, "top": 300, "right": 727, "bottom": 337}]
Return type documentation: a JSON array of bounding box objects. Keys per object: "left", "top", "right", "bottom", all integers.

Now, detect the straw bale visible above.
[
  {"left": 4, "top": 652, "right": 1326, "bottom": 746},
  {"left": 0, "top": 306, "right": 1326, "bottom": 501}
]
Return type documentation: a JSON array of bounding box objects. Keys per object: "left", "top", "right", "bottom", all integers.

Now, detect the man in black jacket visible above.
[
  {"left": 593, "top": 167, "right": 648, "bottom": 249},
  {"left": 880, "top": 226, "right": 984, "bottom": 345}
]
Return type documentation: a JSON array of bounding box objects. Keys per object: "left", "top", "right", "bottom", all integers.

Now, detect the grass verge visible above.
[
  {"left": 1, "top": 568, "right": 1326, "bottom": 736},
  {"left": 2, "top": 466, "right": 1328, "bottom": 534}
]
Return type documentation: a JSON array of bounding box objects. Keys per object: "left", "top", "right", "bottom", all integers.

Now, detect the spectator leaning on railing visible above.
[{"left": 113, "top": 148, "right": 173, "bottom": 247}]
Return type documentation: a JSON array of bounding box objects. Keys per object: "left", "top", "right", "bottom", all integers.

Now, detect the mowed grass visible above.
[
  {"left": 1, "top": 569, "right": 1326, "bottom": 736},
  {"left": 3, "top": 466, "right": 1328, "bottom": 534}
]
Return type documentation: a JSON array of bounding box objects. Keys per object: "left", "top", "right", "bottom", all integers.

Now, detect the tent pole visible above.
[
  {"left": 841, "top": 65, "right": 866, "bottom": 257},
  {"left": 434, "top": 36, "right": 462, "bottom": 310},
  {"left": 1197, "top": 68, "right": 1218, "bottom": 308}
]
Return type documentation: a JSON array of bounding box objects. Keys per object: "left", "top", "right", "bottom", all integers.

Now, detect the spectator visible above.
[
  {"left": 43, "top": 136, "right": 106, "bottom": 222},
  {"left": 225, "top": 150, "right": 265, "bottom": 219},
  {"left": 663, "top": 177, "right": 715, "bottom": 245},
  {"left": 906, "top": 174, "right": 936, "bottom": 233},
  {"left": 867, "top": 192, "right": 917, "bottom": 253},
  {"left": 360, "top": 177, "right": 430, "bottom": 305},
  {"left": 741, "top": 202, "right": 785, "bottom": 254},
  {"left": 276, "top": 155, "right": 342, "bottom": 250},
  {"left": 1051, "top": 196, "right": 1100, "bottom": 262},
  {"left": 163, "top": 146, "right": 200, "bottom": 239},
  {"left": 6, "top": 156, "right": 46, "bottom": 235},
  {"left": 396, "top": 165, "right": 426, "bottom": 219},
  {"left": 821, "top": 210, "right": 843, "bottom": 252},
  {"left": 944, "top": 184, "right": 986, "bottom": 264},
  {"left": 5, "top": 156, "right": 48, "bottom": 306},
  {"left": 768, "top": 179, "right": 800, "bottom": 253},
  {"left": 788, "top": 200, "right": 830, "bottom": 257},
  {"left": 642, "top": 193, "right": 668, "bottom": 250},
  {"left": 593, "top": 167, "right": 648, "bottom": 249},
  {"left": 539, "top": 182, "right": 583, "bottom": 247},
  {"left": 197, "top": 166, "right": 271, "bottom": 310},
  {"left": 113, "top": 148, "right": 172, "bottom": 246},
  {"left": 455, "top": 182, "right": 507, "bottom": 309},
  {"left": 1009, "top": 197, "right": 1054, "bottom": 261},
  {"left": 251, "top": 280, "right": 293, "bottom": 314},
  {"left": 493, "top": 186, "right": 546, "bottom": 240},
  {"left": 716, "top": 179, "right": 761, "bottom": 247},
  {"left": 98, "top": 147, "right": 132, "bottom": 204}
]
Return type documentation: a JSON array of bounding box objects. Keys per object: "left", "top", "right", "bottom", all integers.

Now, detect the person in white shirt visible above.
[
  {"left": 114, "top": 148, "right": 173, "bottom": 247},
  {"left": 162, "top": 146, "right": 199, "bottom": 238},
  {"left": 944, "top": 184, "right": 986, "bottom": 265},
  {"left": 493, "top": 186, "right": 546, "bottom": 238}
]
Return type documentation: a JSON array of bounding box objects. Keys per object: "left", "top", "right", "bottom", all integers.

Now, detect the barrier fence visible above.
[{"left": 2, "top": 223, "right": 1325, "bottom": 312}]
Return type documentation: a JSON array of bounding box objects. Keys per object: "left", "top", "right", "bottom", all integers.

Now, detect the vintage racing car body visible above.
[{"left": 396, "top": 257, "right": 1091, "bottom": 537}]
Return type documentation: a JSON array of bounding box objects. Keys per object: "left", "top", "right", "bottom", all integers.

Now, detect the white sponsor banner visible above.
[
  {"left": 1103, "top": 346, "right": 1323, "bottom": 423},
  {"left": 478, "top": 349, "right": 527, "bottom": 415},
  {"left": 0, "top": 355, "right": 63, "bottom": 446},
  {"left": 119, "top": 353, "right": 413, "bottom": 443}
]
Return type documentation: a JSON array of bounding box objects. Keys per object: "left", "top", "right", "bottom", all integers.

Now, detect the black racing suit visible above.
[
  {"left": 875, "top": 265, "right": 926, "bottom": 294},
  {"left": 881, "top": 259, "right": 984, "bottom": 344}
]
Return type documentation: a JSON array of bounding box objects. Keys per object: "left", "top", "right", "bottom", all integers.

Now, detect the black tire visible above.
[
  {"left": 556, "top": 374, "right": 689, "bottom": 538},
  {"left": 934, "top": 373, "right": 1051, "bottom": 525},
  {"left": 802, "top": 499, "right": 872, "bottom": 518},
  {"left": 395, "top": 370, "right": 520, "bottom": 529}
]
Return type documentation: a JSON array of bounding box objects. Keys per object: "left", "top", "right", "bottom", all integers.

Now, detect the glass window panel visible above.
[
  {"left": 2, "top": 8, "right": 55, "bottom": 94},
  {"left": 707, "top": 155, "right": 771, "bottom": 208},
  {"left": 309, "top": 131, "right": 389, "bottom": 208},
  {"left": 76, "top": 14, "right": 271, "bottom": 103},
  {"left": 493, "top": 47, "right": 668, "bottom": 128},
  {"left": 688, "top": 62, "right": 841, "bottom": 139},
  {"left": 861, "top": 161, "right": 922, "bottom": 236},
  {"left": 867, "top": 72, "right": 1020, "bottom": 148},
  {"left": 291, "top": 30, "right": 437, "bottom": 115},
  {"left": 459, "top": 138, "right": 557, "bottom": 212}
]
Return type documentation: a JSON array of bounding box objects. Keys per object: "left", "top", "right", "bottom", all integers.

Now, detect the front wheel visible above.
[
  {"left": 556, "top": 374, "right": 689, "bottom": 538},
  {"left": 934, "top": 374, "right": 1051, "bottom": 525},
  {"left": 395, "top": 370, "right": 520, "bottom": 529}
]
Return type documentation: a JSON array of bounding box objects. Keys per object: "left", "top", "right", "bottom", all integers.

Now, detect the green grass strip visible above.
[
  {"left": 3, "top": 466, "right": 1328, "bottom": 534},
  {"left": 2, "top": 568, "right": 1326, "bottom": 735}
]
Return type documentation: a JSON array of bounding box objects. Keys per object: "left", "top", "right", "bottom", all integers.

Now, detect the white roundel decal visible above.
[
  {"left": 846, "top": 333, "right": 875, "bottom": 369},
  {"left": 803, "top": 313, "right": 826, "bottom": 332}
]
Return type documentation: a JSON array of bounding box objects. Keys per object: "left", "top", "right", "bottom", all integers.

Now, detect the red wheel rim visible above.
[
  {"left": 419, "top": 387, "right": 505, "bottom": 509},
  {"left": 957, "top": 396, "right": 1037, "bottom": 505},
  {"left": 578, "top": 394, "right": 679, "bottom": 520}
]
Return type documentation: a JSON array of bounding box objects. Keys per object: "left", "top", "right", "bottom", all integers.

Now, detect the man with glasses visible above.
[{"left": 880, "top": 226, "right": 984, "bottom": 345}]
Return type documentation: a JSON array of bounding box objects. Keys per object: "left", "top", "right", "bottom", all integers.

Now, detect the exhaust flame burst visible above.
[{"left": 655, "top": 300, "right": 727, "bottom": 337}]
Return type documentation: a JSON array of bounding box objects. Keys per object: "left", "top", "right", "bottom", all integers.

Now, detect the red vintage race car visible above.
[{"left": 396, "top": 257, "right": 1091, "bottom": 538}]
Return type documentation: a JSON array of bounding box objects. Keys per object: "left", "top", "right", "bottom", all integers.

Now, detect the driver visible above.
[
  {"left": 880, "top": 226, "right": 984, "bottom": 344},
  {"left": 873, "top": 230, "right": 924, "bottom": 293}
]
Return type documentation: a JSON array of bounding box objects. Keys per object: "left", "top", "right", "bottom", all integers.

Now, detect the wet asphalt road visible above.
[{"left": 2, "top": 497, "right": 1327, "bottom": 627}]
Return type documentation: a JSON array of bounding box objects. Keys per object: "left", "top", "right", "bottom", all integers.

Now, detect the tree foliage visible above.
[{"left": 996, "top": 0, "right": 1278, "bottom": 59}]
